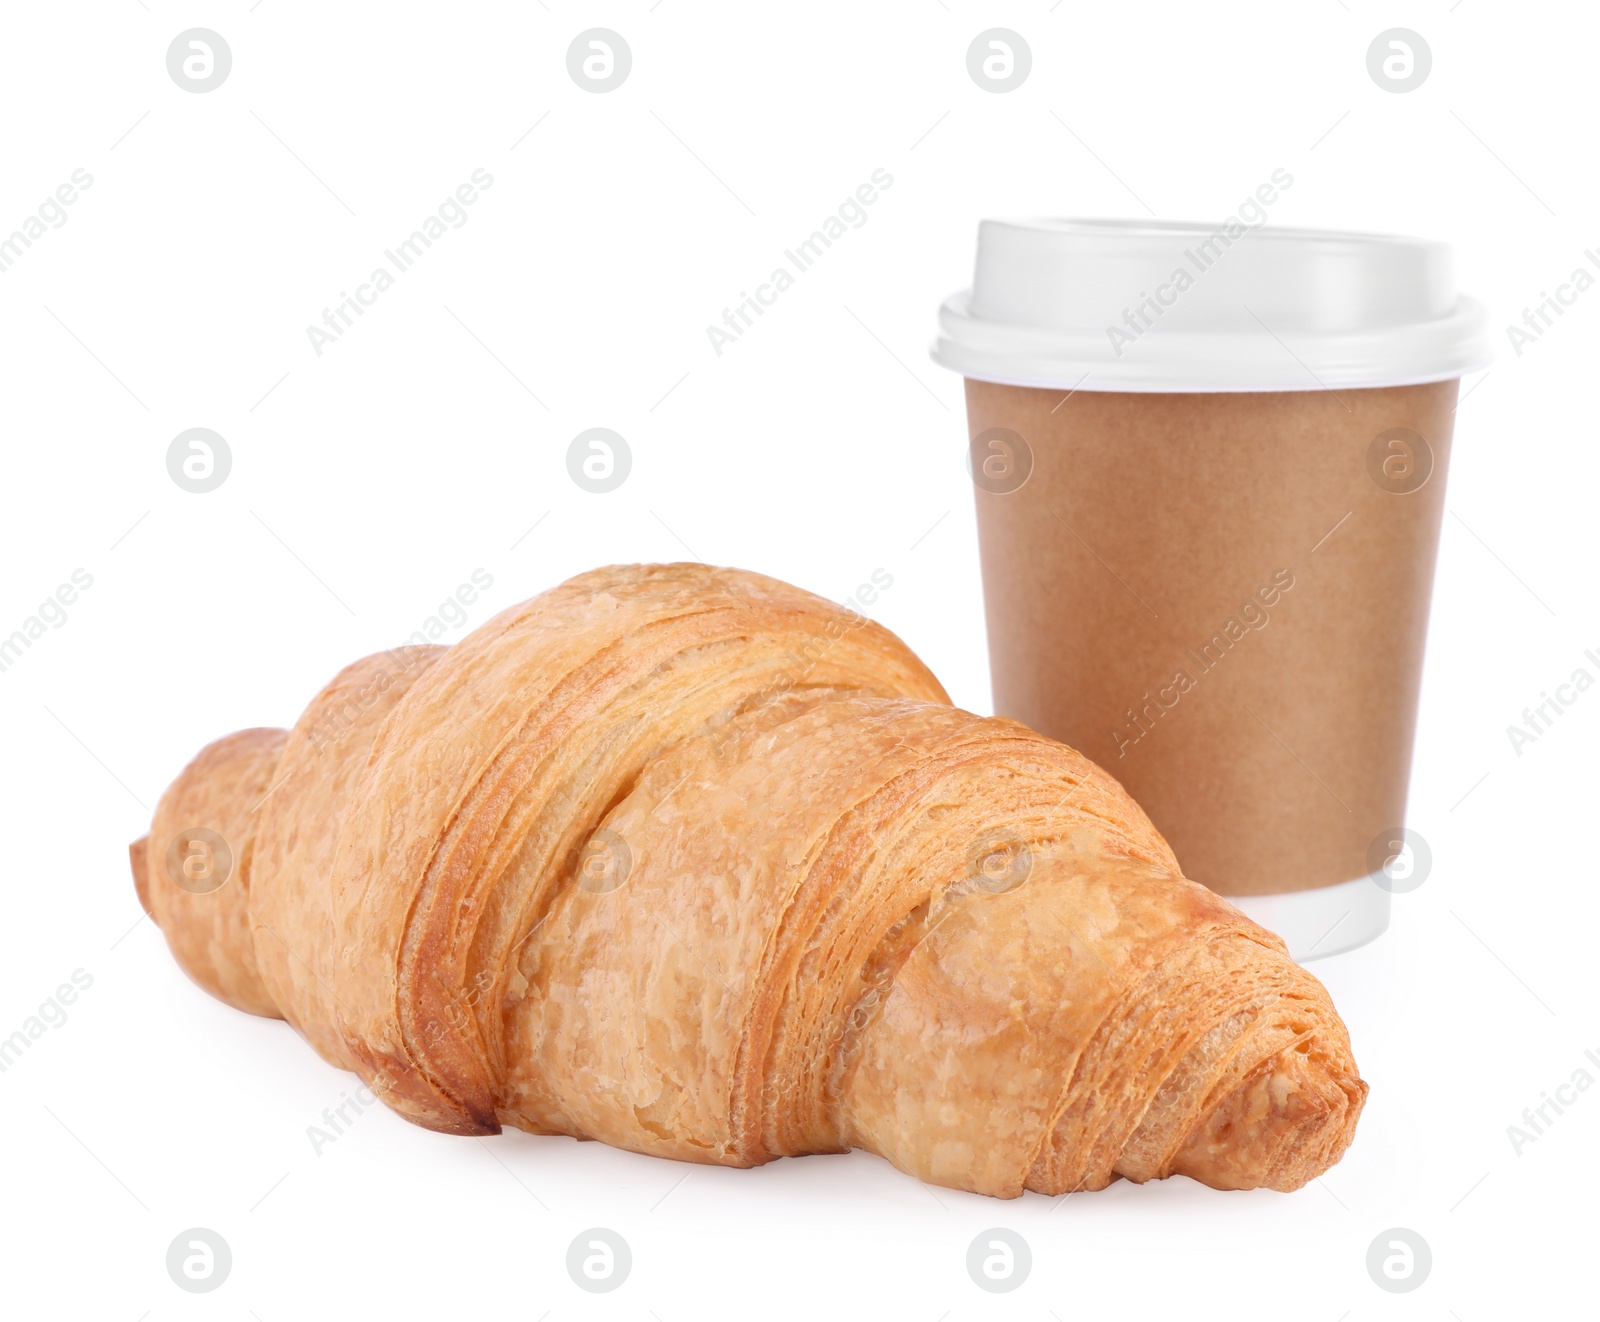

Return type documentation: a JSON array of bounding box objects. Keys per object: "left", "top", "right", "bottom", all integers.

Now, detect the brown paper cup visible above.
[
  {"left": 968, "top": 381, "right": 1454, "bottom": 920},
  {"left": 934, "top": 221, "right": 1490, "bottom": 957}
]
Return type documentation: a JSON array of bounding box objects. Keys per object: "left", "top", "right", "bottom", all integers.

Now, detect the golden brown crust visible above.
[
  {"left": 144, "top": 726, "right": 288, "bottom": 1017},
  {"left": 135, "top": 562, "right": 1366, "bottom": 1194},
  {"left": 327, "top": 565, "right": 947, "bottom": 1134},
  {"left": 503, "top": 693, "right": 1186, "bottom": 1168},
  {"left": 251, "top": 646, "right": 445, "bottom": 1069}
]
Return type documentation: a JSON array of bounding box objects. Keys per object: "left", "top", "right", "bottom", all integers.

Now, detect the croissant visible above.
[{"left": 132, "top": 563, "right": 1365, "bottom": 1197}]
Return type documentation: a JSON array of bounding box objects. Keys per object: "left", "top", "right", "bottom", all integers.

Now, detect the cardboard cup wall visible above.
[{"left": 932, "top": 219, "right": 1492, "bottom": 959}]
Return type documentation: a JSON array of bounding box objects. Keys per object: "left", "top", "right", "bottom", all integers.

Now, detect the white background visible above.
[{"left": 1, "top": 2, "right": 1594, "bottom": 1318}]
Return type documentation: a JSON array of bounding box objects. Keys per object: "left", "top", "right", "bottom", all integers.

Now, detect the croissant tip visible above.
[
  {"left": 128, "top": 835, "right": 152, "bottom": 917},
  {"left": 1171, "top": 1044, "right": 1367, "bottom": 1192}
]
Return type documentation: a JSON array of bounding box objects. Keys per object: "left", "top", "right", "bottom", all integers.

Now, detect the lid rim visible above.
[{"left": 932, "top": 354, "right": 1488, "bottom": 395}]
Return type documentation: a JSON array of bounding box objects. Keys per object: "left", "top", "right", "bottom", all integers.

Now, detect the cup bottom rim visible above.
[{"left": 1225, "top": 875, "right": 1391, "bottom": 962}]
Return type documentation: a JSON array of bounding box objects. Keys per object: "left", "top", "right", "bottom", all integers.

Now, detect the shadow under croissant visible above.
[{"left": 129, "top": 562, "right": 1366, "bottom": 1199}]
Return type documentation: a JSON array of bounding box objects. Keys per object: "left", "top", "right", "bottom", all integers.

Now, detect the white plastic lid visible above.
[{"left": 931, "top": 219, "right": 1492, "bottom": 393}]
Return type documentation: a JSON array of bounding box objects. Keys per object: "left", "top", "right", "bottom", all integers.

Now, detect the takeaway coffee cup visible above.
[{"left": 932, "top": 219, "right": 1491, "bottom": 959}]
